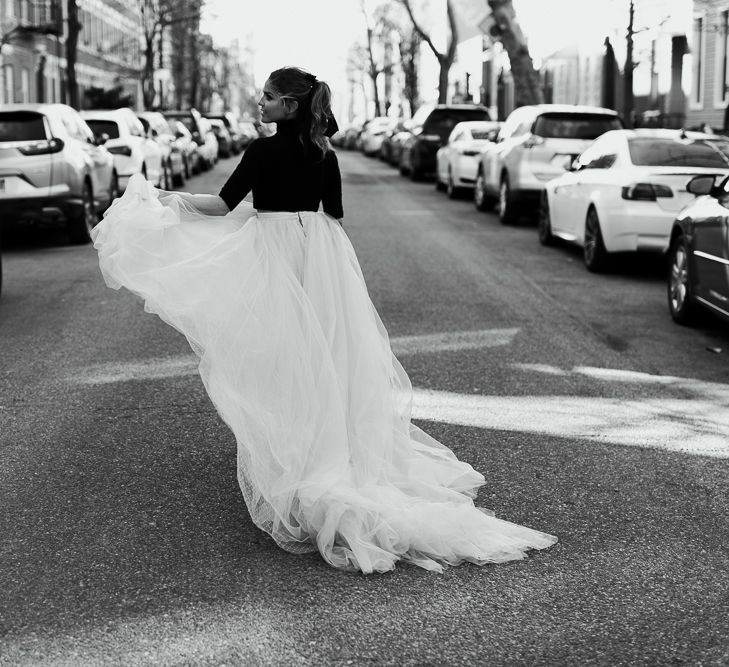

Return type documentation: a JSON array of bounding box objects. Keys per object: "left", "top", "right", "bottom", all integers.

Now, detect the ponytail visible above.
[{"left": 309, "top": 80, "right": 332, "bottom": 156}]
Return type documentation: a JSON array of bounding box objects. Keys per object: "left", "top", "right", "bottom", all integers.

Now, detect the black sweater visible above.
[{"left": 218, "top": 121, "right": 344, "bottom": 219}]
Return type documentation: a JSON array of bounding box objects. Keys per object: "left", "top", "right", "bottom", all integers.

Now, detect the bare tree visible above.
[
  {"left": 486, "top": 0, "right": 543, "bottom": 106},
  {"left": 399, "top": 27, "right": 421, "bottom": 117},
  {"left": 398, "top": 0, "right": 458, "bottom": 104},
  {"left": 361, "top": 0, "right": 383, "bottom": 116},
  {"left": 137, "top": 0, "right": 171, "bottom": 109}
]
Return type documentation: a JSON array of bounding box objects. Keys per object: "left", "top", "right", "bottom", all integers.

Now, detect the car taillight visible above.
[
  {"left": 621, "top": 183, "right": 673, "bottom": 200},
  {"left": 17, "top": 137, "right": 64, "bottom": 155},
  {"left": 107, "top": 145, "right": 133, "bottom": 156}
]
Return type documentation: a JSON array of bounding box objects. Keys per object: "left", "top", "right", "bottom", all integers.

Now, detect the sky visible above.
[{"left": 199, "top": 0, "right": 687, "bottom": 108}]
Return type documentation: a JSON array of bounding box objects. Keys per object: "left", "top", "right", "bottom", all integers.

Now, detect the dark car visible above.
[
  {"left": 668, "top": 173, "right": 729, "bottom": 326},
  {"left": 399, "top": 104, "right": 491, "bottom": 181}
]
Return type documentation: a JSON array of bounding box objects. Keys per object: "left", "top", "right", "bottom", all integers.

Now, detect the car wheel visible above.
[
  {"left": 537, "top": 191, "right": 554, "bottom": 246},
  {"left": 668, "top": 233, "right": 696, "bottom": 325},
  {"left": 67, "top": 181, "right": 96, "bottom": 245},
  {"left": 474, "top": 171, "right": 493, "bottom": 212},
  {"left": 583, "top": 207, "right": 609, "bottom": 273},
  {"left": 497, "top": 175, "right": 517, "bottom": 225}
]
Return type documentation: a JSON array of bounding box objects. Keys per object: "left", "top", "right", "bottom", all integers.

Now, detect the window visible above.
[
  {"left": 20, "top": 68, "right": 30, "bottom": 103},
  {"left": 691, "top": 15, "right": 705, "bottom": 107},
  {"left": 717, "top": 9, "right": 729, "bottom": 106},
  {"left": 2, "top": 65, "right": 13, "bottom": 104},
  {"left": 0, "top": 111, "right": 48, "bottom": 141},
  {"left": 85, "top": 119, "right": 120, "bottom": 139},
  {"left": 533, "top": 113, "right": 622, "bottom": 140},
  {"left": 628, "top": 138, "right": 729, "bottom": 168}
]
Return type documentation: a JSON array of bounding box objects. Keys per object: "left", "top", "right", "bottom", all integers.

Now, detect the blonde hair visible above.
[{"left": 268, "top": 66, "right": 332, "bottom": 157}]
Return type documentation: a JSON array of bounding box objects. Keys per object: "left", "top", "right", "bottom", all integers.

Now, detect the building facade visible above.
[
  {"left": 683, "top": 0, "right": 729, "bottom": 130},
  {"left": 0, "top": 0, "right": 142, "bottom": 108}
]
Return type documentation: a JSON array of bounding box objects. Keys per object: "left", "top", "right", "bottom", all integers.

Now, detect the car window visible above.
[
  {"left": 628, "top": 138, "right": 729, "bottom": 168},
  {"left": 85, "top": 119, "right": 121, "bottom": 139},
  {"left": 423, "top": 109, "right": 490, "bottom": 138},
  {"left": 0, "top": 111, "right": 48, "bottom": 141},
  {"left": 533, "top": 113, "right": 622, "bottom": 140}
]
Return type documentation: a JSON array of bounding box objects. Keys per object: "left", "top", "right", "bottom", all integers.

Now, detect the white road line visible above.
[
  {"left": 72, "top": 328, "right": 520, "bottom": 385},
  {"left": 412, "top": 390, "right": 729, "bottom": 458},
  {"left": 69, "top": 345, "right": 729, "bottom": 458}
]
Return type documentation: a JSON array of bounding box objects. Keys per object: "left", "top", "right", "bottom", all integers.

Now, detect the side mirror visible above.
[{"left": 686, "top": 174, "right": 717, "bottom": 196}]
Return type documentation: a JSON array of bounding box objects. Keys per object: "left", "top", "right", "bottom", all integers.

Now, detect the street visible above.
[{"left": 1, "top": 150, "right": 728, "bottom": 666}]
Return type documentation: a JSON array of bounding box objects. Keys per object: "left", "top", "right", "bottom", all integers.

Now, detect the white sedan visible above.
[
  {"left": 435, "top": 120, "right": 501, "bottom": 198},
  {"left": 538, "top": 128, "right": 729, "bottom": 272},
  {"left": 81, "top": 108, "right": 163, "bottom": 191}
]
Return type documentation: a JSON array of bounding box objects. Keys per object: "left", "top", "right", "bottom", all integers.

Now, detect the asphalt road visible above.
[{"left": 1, "top": 150, "right": 728, "bottom": 666}]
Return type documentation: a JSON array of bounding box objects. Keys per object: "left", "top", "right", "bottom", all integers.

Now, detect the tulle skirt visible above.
[{"left": 90, "top": 173, "right": 557, "bottom": 573}]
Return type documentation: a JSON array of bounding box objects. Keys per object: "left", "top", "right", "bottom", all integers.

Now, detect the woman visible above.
[{"left": 91, "top": 67, "right": 557, "bottom": 574}]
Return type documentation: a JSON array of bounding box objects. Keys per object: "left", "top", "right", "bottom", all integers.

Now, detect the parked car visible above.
[
  {"left": 399, "top": 104, "right": 491, "bottom": 181},
  {"left": 162, "top": 109, "right": 217, "bottom": 172},
  {"left": 82, "top": 108, "right": 164, "bottom": 192},
  {"left": 384, "top": 121, "right": 414, "bottom": 167},
  {"left": 204, "top": 111, "right": 243, "bottom": 154},
  {"left": 435, "top": 120, "right": 502, "bottom": 198},
  {"left": 137, "top": 111, "right": 185, "bottom": 187},
  {"left": 341, "top": 121, "right": 365, "bottom": 150},
  {"left": 359, "top": 116, "right": 398, "bottom": 157},
  {"left": 207, "top": 118, "right": 233, "bottom": 158},
  {"left": 667, "top": 173, "right": 729, "bottom": 326},
  {"left": 474, "top": 104, "right": 623, "bottom": 224},
  {"left": 167, "top": 119, "right": 199, "bottom": 178},
  {"left": 538, "top": 129, "right": 729, "bottom": 272},
  {"left": 0, "top": 103, "right": 118, "bottom": 244}
]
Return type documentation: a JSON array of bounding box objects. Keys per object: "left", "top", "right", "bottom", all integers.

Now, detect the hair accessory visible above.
[
  {"left": 306, "top": 73, "right": 317, "bottom": 86},
  {"left": 325, "top": 114, "right": 339, "bottom": 138}
]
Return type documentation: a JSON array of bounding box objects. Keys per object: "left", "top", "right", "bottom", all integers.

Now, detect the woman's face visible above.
[{"left": 258, "top": 80, "right": 293, "bottom": 123}]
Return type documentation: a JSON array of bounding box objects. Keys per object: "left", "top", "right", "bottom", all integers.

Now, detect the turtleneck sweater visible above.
[{"left": 218, "top": 120, "right": 344, "bottom": 219}]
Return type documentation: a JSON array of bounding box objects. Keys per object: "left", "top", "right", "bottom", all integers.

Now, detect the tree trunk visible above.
[
  {"left": 65, "top": 0, "right": 80, "bottom": 108},
  {"left": 487, "top": 0, "right": 543, "bottom": 106},
  {"left": 437, "top": 59, "right": 450, "bottom": 104},
  {"left": 623, "top": 0, "right": 635, "bottom": 128},
  {"left": 142, "top": 36, "right": 156, "bottom": 109}
]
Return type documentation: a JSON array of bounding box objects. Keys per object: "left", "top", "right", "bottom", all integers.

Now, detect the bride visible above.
[{"left": 91, "top": 66, "right": 557, "bottom": 574}]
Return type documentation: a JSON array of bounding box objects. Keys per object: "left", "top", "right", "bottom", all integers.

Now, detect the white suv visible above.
[
  {"left": 474, "top": 104, "right": 623, "bottom": 224},
  {"left": 81, "top": 108, "right": 163, "bottom": 191}
]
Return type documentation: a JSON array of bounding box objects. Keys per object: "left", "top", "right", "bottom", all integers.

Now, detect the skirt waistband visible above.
[{"left": 257, "top": 210, "right": 320, "bottom": 222}]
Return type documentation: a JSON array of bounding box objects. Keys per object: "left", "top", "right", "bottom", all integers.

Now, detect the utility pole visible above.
[{"left": 623, "top": 0, "right": 635, "bottom": 128}]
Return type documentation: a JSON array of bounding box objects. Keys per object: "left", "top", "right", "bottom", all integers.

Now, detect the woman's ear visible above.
[{"left": 283, "top": 98, "right": 299, "bottom": 117}]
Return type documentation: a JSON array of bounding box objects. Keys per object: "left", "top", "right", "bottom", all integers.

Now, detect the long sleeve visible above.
[
  {"left": 218, "top": 141, "right": 258, "bottom": 210},
  {"left": 321, "top": 150, "right": 343, "bottom": 219}
]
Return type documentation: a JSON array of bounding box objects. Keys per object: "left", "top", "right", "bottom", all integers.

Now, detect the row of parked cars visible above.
[
  {"left": 339, "top": 103, "right": 729, "bottom": 329},
  {"left": 0, "top": 102, "right": 258, "bottom": 294}
]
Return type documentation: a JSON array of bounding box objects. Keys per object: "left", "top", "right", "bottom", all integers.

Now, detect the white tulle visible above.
[{"left": 91, "top": 173, "right": 557, "bottom": 573}]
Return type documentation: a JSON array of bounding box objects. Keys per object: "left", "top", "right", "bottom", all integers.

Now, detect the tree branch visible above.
[{"left": 398, "top": 0, "right": 444, "bottom": 64}]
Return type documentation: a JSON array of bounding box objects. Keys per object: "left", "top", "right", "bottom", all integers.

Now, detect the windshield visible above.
[
  {"left": 628, "top": 138, "right": 729, "bottom": 168},
  {"left": 533, "top": 113, "right": 622, "bottom": 140},
  {"left": 424, "top": 109, "right": 491, "bottom": 139},
  {"left": 85, "top": 119, "right": 120, "bottom": 139},
  {"left": 0, "top": 111, "right": 47, "bottom": 141}
]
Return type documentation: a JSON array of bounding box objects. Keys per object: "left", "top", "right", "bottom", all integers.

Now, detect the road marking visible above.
[
  {"left": 70, "top": 349, "right": 729, "bottom": 458},
  {"left": 411, "top": 389, "right": 729, "bottom": 458},
  {"left": 71, "top": 328, "right": 520, "bottom": 385}
]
